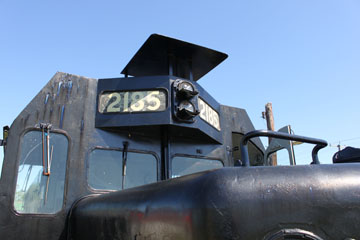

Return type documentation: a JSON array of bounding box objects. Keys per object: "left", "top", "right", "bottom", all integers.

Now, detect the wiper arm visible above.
[
  {"left": 40, "top": 123, "right": 52, "bottom": 176},
  {"left": 122, "top": 141, "right": 129, "bottom": 190},
  {"left": 40, "top": 123, "right": 53, "bottom": 205}
]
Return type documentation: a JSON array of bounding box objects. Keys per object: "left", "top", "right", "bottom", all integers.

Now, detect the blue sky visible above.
[{"left": 1, "top": 0, "right": 360, "bottom": 167}]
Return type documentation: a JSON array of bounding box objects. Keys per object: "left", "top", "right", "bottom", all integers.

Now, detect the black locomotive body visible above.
[{"left": 0, "top": 34, "right": 359, "bottom": 240}]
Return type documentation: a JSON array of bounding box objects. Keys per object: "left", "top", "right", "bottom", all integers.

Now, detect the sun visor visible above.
[{"left": 121, "top": 34, "right": 228, "bottom": 81}]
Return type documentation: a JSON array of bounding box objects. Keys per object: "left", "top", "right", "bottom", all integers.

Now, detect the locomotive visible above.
[{"left": 0, "top": 34, "right": 359, "bottom": 240}]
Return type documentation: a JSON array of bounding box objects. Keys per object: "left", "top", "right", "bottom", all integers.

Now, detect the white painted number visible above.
[
  {"left": 107, "top": 93, "right": 121, "bottom": 112},
  {"left": 99, "top": 90, "right": 166, "bottom": 113},
  {"left": 123, "top": 92, "right": 129, "bottom": 112},
  {"left": 146, "top": 91, "right": 161, "bottom": 111},
  {"left": 130, "top": 92, "right": 145, "bottom": 111},
  {"left": 198, "top": 98, "right": 220, "bottom": 131}
]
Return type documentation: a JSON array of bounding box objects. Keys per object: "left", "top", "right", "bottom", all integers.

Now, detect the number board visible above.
[
  {"left": 99, "top": 90, "right": 167, "bottom": 113},
  {"left": 198, "top": 98, "right": 221, "bottom": 131}
]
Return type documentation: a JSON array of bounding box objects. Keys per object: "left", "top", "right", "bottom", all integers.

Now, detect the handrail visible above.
[{"left": 240, "top": 130, "right": 328, "bottom": 167}]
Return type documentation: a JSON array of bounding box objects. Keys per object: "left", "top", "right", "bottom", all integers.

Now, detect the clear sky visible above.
[{"left": 1, "top": 0, "right": 360, "bottom": 168}]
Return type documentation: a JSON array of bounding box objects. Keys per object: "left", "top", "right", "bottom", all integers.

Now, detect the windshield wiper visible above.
[
  {"left": 40, "top": 123, "right": 52, "bottom": 176},
  {"left": 122, "top": 141, "right": 129, "bottom": 190},
  {"left": 40, "top": 123, "right": 53, "bottom": 204}
]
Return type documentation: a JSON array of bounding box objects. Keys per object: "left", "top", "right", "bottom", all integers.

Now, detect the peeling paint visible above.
[
  {"left": 44, "top": 93, "right": 50, "bottom": 104},
  {"left": 57, "top": 81, "right": 63, "bottom": 96},
  {"left": 60, "top": 105, "right": 65, "bottom": 129},
  {"left": 66, "top": 80, "right": 73, "bottom": 100}
]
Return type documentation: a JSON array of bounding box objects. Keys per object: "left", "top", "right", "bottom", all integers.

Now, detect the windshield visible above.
[
  {"left": 14, "top": 130, "right": 68, "bottom": 214},
  {"left": 171, "top": 156, "right": 223, "bottom": 178},
  {"left": 88, "top": 148, "right": 157, "bottom": 190}
]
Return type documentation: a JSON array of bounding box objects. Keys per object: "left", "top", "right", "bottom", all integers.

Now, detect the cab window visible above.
[
  {"left": 14, "top": 130, "right": 68, "bottom": 214},
  {"left": 232, "top": 133, "right": 264, "bottom": 166},
  {"left": 88, "top": 149, "right": 157, "bottom": 190},
  {"left": 171, "top": 156, "right": 223, "bottom": 178}
]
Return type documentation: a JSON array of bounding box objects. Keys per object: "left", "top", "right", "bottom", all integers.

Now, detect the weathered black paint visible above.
[
  {"left": 69, "top": 164, "right": 360, "bottom": 239},
  {"left": 0, "top": 71, "right": 259, "bottom": 240},
  {"left": 0, "top": 35, "right": 359, "bottom": 240}
]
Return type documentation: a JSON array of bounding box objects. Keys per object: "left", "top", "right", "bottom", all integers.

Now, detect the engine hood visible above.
[{"left": 69, "top": 164, "right": 360, "bottom": 240}]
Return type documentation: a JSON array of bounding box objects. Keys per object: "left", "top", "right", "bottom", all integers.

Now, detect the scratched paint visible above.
[
  {"left": 59, "top": 105, "right": 65, "bottom": 129},
  {"left": 66, "top": 80, "right": 73, "bottom": 100},
  {"left": 44, "top": 93, "right": 50, "bottom": 104},
  {"left": 57, "top": 81, "right": 63, "bottom": 97},
  {"left": 80, "top": 119, "right": 84, "bottom": 132}
]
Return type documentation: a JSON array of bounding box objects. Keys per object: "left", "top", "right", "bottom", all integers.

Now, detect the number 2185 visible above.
[{"left": 99, "top": 90, "right": 167, "bottom": 113}]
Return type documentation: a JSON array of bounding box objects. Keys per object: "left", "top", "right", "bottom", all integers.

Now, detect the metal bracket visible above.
[
  {"left": 40, "top": 123, "right": 52, "bottom": 131},
  {"left": 1, "top": 126, "right": 9, "bottom": 153}
]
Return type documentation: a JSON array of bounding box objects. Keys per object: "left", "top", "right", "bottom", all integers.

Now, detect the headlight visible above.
[
  {"left": 176, "top": 80, "right": 198, "bottom": 98},
  {"left": 177, "top": 100, "right": 199, "bottom": 119}
]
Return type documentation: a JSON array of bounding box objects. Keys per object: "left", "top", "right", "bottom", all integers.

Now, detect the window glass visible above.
[
  {"left": 172, "top": 156, "right": 223, "bottom": 178},
  {"left": 14, "top": 131, "right": 68, "bottom": 214},
  {"left": 274, "top": 149, "right": 292, "bottom": 166},
  {"left": 88, "top": 149, "right": 157, "bottom": 190},
  {"left": 232, "top": 133, "right": 264, "bottom": 166}
]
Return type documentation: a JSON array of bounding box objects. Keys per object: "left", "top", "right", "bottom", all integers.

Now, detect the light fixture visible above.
[
  {"left": 177, "top": 100, "right": 199, "bottom": 120},
  {"left": 172, "top": 79, "right": 199, "bottom": 122},
  {"left": 176, "top": 81, "right": 198, "bottom": 98}
]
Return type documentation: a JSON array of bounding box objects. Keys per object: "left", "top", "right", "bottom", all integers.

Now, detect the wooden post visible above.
[{"left": 265, "top": 103, "right": 277, "bottom": 166}]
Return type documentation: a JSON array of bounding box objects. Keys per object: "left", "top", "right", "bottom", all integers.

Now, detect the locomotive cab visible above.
[
  {"left": 1, "top": 34, "right": 360, "bottom": 240},
  {"left": 0, "top": 34, "right": 264, "bottom": 240}
]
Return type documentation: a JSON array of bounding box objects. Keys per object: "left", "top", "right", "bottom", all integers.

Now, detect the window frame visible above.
[
  {"left": 86, "top": 146, "right": 160, "bottom": 193},
  {"left": 12, "top": 127, "right": 71, "bottom": 216},
  {"left": 0, "top": 148, "right": 4, "bottom": 181}
]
